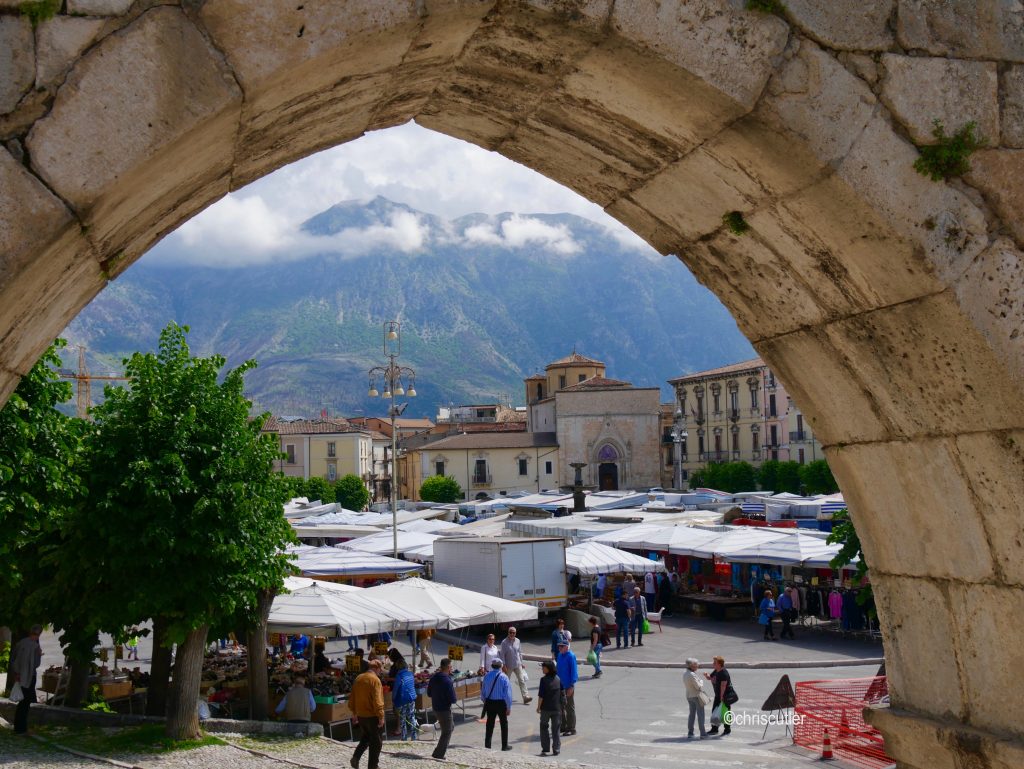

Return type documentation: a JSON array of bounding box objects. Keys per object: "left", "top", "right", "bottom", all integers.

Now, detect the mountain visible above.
[{"left": 60, "top": 197, "right": 754, "bottom": 418}]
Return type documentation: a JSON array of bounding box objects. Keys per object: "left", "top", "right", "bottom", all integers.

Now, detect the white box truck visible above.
[{"left": 433, "top": 536, "right": 568, "bottom": 614}]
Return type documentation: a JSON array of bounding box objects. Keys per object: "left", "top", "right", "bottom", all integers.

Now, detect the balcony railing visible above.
[
  {"left": 706, "top": 451, "right": 728, "bottom": 463},
  {"left": 729, "top": 409, "right": 740, "bottom": 421},
  {"left": 470, "top": 474, "right": 492, "bottom": 486},
  {"left": 790, "top": 431, "right": 808, "bottom": 442}
]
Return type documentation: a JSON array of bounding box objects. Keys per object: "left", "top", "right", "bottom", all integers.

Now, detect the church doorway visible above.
[{"left": 598, "top": 463, "right": 619, "bottom": 491}]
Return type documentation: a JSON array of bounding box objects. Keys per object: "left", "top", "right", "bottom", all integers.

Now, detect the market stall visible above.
[
  {"left": 359, "top": 577, "right": 538, "bottom": 628},
  {"left": 287, "top": 545, "right": 423, "bottom": 584},
  {"left": 336, "top": 530, "right": 442, "bottom": 556},
  {"left": 565, "top": 541, "right": 665, "bottom": 576}
]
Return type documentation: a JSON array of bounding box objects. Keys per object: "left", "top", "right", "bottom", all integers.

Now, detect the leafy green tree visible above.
[
  {"left": 799, "top": 459, "right": 839, "bottom": 495},
  {"left": 335, "top": 473, "right": 369, "bottom": 511},
  {"left": 0, "top": 340, "right": 85, "bottom": 639},
  {"left": 756, "top": 459, "right": 779, "bottom": 492},
  {"left": 303, "top": 476, "right": 332, "bottom": 504},
  {"left": 827, "top": 509, "right": 873, "bottom": 616},
  {"left": 280, "top": 475, "right": 306, "bottom": 500},
  {"left": 687, "top": 462, "right": 756, "bottom": 493},
  {"left": 420, "top": 474, "right": 462, "bottom": 503},
  {"left": 758, "top": 460, "right": 802, "bottom": 493},
  {"left": 64, "top": 324, "right": 295, "bottom": 738}
]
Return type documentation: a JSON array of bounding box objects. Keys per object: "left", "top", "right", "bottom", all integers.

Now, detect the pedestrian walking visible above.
[
  {"left": 388, "top": 649, "right": 417, "bottom": 739},
  {"left": 643, "top": 571, "right": 657, "bottom": 615},
  {"left": 613, "top": 591, "right": 632, "bottom": 648},
  {"left": 536, "top": 659, "right": 562, "bottom": 756},
  {"left": 587, "top": 616, "right": 603, "bottom": 678},
  {"left": 630, "top": 587, "right": 648, "bottom": 647},
  {"left": 555, "top": 640, "right": 578, "bottom": 736},
  {"left": 10, "top": 624, "right": 43, "bottom": 735},
  {"left": 427, "top": 658, "right": 456, "bottom": 759},
  {"left": 549, "top": 618, "right": 570, "bottom": 658},
  {"left": 350, "top": 660, "right": 385, "bottom": 769},
  {"left": 778, "top": 587, "right": 796, "bottom": 639},
  {"left": 622, "top": 573, "right": 637, "bottom": 600},
  {"left": 480, "top": 659, "right": 513, "bottom": 751},
  {"left": 658, "top": 572, "right": 674, "bottom": 615},
  {"left": 479, "top": 632, "right": 501, "bottom": 674},
  {"left": 759, "top": 589, "right": 778, "bottom": 640},
  {"left": 705, "top": 656, "right": 737, "bottom": 736},
  {"left": 499, "top": 626, "right": 532, "bottom": 704},
  {"left": 125, "top": 627, "right": 140, "bottom": 661},
  {"left": 683, "top": 657, "right": 709, "bottom": 739},
  {"left": 416, "top": 628, "right": 435, "bottom": 669}
]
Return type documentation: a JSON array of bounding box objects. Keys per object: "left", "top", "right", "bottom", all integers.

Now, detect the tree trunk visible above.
[
  {"left": 146, "top": 618, "right": 172, "bottom": 717},
  {"left": 246, "top": 588, "right": 275, "bottom": 721},
  {"left": 64, "top": 658, "right": 91, "bottom": 708},
  {"left": 165, "top": 624, "right": 208, "bottom": 740}
]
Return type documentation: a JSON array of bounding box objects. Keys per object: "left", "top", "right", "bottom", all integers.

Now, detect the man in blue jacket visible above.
[
  {"left": 427, "top": 658, "right": 457, "bottom": 759},
  {"left": 555, "top": 640, "right": 578, "bottom": 736},
  {"left": 480, "top": 659, "right": 513, "bottom": 750}
]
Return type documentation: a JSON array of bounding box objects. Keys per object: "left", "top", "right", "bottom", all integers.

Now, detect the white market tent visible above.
[
  {"left": 565, "top": 541, "right": 666, "bottom": 576},
  {"left": 670, "top": 527, "right": 791, "bottom": 559},
  {"left": 360, "top": 576, "right": 538, "bottom": 628},
  {"left": 336, "top": 530, "right": 442, "bottom": 556},
  {"left": 720, "top": 531, "right": 846, "bottom": 566},
  {"left": 267, "top": 583, "right": 438, "bottom": 636},
  {"left": 288, "top": 545, "right": 423, "bottom": 577},
  {"left": 398, "top": 519, "right": 461, "bottom": 534},
  {"left": 282, "top": 576, "right": 361, "bottom": 593}
]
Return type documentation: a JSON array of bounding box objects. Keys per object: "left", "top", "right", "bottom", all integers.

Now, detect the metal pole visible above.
[{"left": 390, "top": 357, "right": 398, "bottom": 561}]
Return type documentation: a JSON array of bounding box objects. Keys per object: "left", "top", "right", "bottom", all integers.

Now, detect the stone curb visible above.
[
  {"left": 28, "top": 734, "right": 144, "bottom": 769},
  {"left": 438, "top": 632, "right": 882, "bottom": 671}
]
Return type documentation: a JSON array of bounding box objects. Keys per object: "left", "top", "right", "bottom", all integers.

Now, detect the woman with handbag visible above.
[
  {"left": 683, "top": 658, "right": 709, "bottom": 739},
  {"left": 759, "top": 589, "right": 778, "bottom": 641},
  {"left": 587, "top": 616, "right": 603, "bottom": 679},
  {"left": 704, "top": 656, "right": 737, "bottom": 736}
]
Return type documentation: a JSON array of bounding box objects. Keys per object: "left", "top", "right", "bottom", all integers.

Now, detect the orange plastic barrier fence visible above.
[{"left": 794, "top": 677, "right": 893, "bottom": 769}]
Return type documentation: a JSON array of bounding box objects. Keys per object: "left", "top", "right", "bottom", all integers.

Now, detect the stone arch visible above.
[{"left": 2, "top": 2, "right": 1024, "bottom": 764}]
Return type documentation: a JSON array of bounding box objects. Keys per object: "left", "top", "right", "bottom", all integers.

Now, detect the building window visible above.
[
  {"left": 750, "top": 387, "right": 759, "bottom": 410},
  {"left": 752, "top": 430, "right": 760, "bottom": 452},
  {"left": 536, "top": 383, "right": 543, "bottom": 400},
  {"left": 327, "top": 463, "right": 337, "bottom": 481},
  {"left": 712, "top": 391, "right": 721, "bottom": 414},
  {"left": 545, "top": 460, "right": 553, "bottom": 475},
  {"left": 473, "top": 459, "right": 488, "bottom": 485},
  {"left": 578, "top": 374, "right": 586, "bottom": 382},
  {"left": 559, "top": 375, "right": 566, "bottom": 389},
  {"left": 285, "top": 444, "right": 296, "bottom": 464},
  {"left": 798, "top": 448, "right": 806, "bottom": 464},
  {"left": 327, "top": 441, "right": 336, "bottom": 457},
  {"left": 518, "top": 458, "right": 528, "bottom": 476},
  {"left": 770, "top": 424, "right": 778, "bottom": 446},
  {"left": 769, "top": 394, "right": 777, "bottom": 417},
  {"left": 435, "top": 460, "right": 445, "bottom": 476},
  {"left": 698, "top": 434, "right": 705, "bottom": 455}
]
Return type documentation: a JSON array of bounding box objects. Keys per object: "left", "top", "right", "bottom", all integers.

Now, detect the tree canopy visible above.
[
  {"left": 420, "top": 474, "right": 462, "bottom": 503},
  {"left": 335, "top": 473, "right": 370, "bottom": 510}
]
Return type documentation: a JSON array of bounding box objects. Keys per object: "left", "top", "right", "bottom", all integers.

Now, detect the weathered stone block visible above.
[
  {"left": 871, "top": 576, "right": 966, "bottom": 721},
  {"left": 896, "top": 0, "right": 1024, "bottom": 62},
  {"left": 762, "top": 41, "right": 877, "bottom": 166},
  {"left": 610, "top": 0, "right": 788, "bottom": 110},
  {"left": 36, "top": 16, "right": 106, "bottom": 89},
  {"left": 880, "top": 54, "right": 999, "bottom": 146},
  {"left": 525, "top": 0, "right": 612, "bottom": 26},
  {"left": 865, "top": 709, "right": 958, "bottom": 769},
  {"left": 824, "top": 293, "right": 1024, "bottom": 439},
  {"left": 0, "top": 15, "right": 35, "bottom": 115},
  {"left": 756, "top": 328, "right": 895, "bottom": 446},
  {"left": 955, "top": 429, "right": 1024, "bottom": 587},
  {"left": 785, "top": 0, "right": 894, "bottom": 52},
  {"left": 27, "top": 7, "right": 243, "bottom": 257},
  {"left": 837, "top": 115, "right": 988, "bottom": 283},
  {"left": 1002, "top": 65, "right": 1024, "bottom": 148},
  {"left": 603, "top": 197, "right": 680, "bottom": 256},
  {"left": 964, "top": 149, "right": 1024, "bottom": 246},
  {"left": 827, "top": 439, "right": 994, "bottom": 582},
  {"left": 952, "top": 237, "right": 1024, "bottom": 385},
  {"left": 950, "top": 584, "right": 1024, "bottom": 736},
  {"left": 67, "top": 0, "right": 134, "bottom": 14}
]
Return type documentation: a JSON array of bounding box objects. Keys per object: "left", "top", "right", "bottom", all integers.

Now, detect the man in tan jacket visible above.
[{"left": 350, "top": 659, "right": 385, "bottom": 769}]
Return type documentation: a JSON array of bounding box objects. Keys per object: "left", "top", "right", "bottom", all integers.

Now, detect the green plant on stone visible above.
[
  {"left": 913, "top": 120, "right": 986, "bottom": 181},
  {"left": 722, "top": 211, "right": 750, "bottom": 236},
  {"left": 745, "top": 0, "right": 786, "bottom": 14},
  {"left": 19, "top": 0, "right": 60, "bottom": 27}
]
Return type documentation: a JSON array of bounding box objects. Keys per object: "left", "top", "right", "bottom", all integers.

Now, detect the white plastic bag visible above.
[{"left": 9, "top": 683, "right": 24, "bottom": 702}]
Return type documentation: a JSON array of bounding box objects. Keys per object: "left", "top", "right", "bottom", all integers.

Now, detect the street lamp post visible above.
[
  {"left": 367, "top": 321, "right": 417, "bottom": 560},
  {"left": 672, "top": 410, "right": 688, "bottom": 490}
]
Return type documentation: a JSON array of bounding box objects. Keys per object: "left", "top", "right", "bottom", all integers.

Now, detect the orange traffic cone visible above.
[{"left": 821, "top": 728, "right": 835, "bottom": 760}]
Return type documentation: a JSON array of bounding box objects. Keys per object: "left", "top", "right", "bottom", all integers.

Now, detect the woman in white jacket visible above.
[{"left": 683, "top": 658, "right": 709, "bottom": 739}]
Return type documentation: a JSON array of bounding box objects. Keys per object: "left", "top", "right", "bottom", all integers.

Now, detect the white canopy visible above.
[
  {"left": 337, "top": 530, "right": 442, "bottom": 556},
  {"left": 398, "top": 519, "right": 461, "bottom": 534},
  {"left": 671, "top": 527, "right": 791, "bottom": 558},
  {"left": 268, "top": 582, "right": 439, "bottom": 636},
  {"left": 360, "top": 576, "right": 538, "bottom": 629},
  {"left": 565, "top": 541, "right": 666, "bottom": 576},
  {"left": 720, "top": 531, "right": 846, "bottom": 566},
  {"left": 282, "top": 576, "right": 361, "bottom": 593},
  {"left": 288, "top": 545, "right": 423, "bottom": 576}
]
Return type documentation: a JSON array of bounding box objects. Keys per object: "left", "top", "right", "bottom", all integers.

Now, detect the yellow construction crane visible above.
[{"left": 59, "top": 345, "right": 128, "bottom": 419}]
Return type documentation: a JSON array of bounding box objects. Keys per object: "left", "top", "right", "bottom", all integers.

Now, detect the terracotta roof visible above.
[
  {"left": 560, "top": 375, "right": 632, "bottom": 391},
  {"left": 458, "top": 422, "right": 528, "bottom": 433},
  {"left": 417, "top": 432, "right": 558, "bottom": 450},
  {"left": 524, "top": 373, "right": 546, "bottom": 381},
  {"left": 263, "top": 416, "right": 359, "bottom": 435},
  {"left": 545, "top": 351, "right": 605, "bottom": 369},
  {"left": 667, "top": 357, "right": 766, "bottom": 384}
]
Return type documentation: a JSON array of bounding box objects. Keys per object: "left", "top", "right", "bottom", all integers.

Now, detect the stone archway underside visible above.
[{"left": 2, "top": 2, "right": 1024, "bottom": 765}]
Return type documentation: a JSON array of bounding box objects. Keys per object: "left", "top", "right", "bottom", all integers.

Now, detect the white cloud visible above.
[{"left": 146, "top": 121, "right": 660, "bottom": 267}]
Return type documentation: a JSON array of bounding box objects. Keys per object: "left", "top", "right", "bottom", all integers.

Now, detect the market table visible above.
[{"left": 678, "top": 593, "right": 753, "bottom": 621}]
